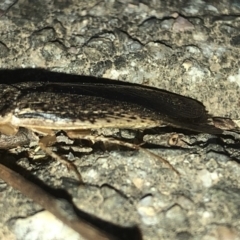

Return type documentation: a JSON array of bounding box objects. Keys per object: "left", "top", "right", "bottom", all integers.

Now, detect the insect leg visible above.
[
  {"left": 38, "top": 134, "right": 83, "bottom": 183},
  {"left": 66, "top": 131, "right": 180, "bottom": 176}
]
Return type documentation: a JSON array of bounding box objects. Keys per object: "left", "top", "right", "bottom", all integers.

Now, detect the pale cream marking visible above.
[{"left": 10, "top": 115, "right": 162, "bottom": 130}]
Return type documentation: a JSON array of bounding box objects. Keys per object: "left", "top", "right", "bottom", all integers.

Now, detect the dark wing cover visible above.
[
  {"left": 15, "top": 80, "right": 207, "bottom": 123},
  {"left": 0, "top": 68, "right": 222, "bottom": 134}
]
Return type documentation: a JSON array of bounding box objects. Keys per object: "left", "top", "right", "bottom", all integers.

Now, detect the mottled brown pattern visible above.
[{"left": 0, "top": 76, "right": 221, "bottom": 134}]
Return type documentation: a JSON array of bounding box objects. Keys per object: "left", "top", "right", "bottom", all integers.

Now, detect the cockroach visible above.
[
  {"left": 0, "top": 69, "right": 222, "bottom": 145},
  {"left": 0, "top": 68, "right": 223, "bottom": 239},
  {"left": 0, "top": 69, "right": 222, "bottom": 175}
]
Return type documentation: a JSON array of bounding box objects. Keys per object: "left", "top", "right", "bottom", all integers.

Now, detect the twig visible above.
[{"left": 0, "top": 162, "right": 113, "bottom": 240}]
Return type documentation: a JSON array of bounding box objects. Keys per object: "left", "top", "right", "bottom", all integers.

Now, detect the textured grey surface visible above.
[{"left": 0, "top": 0, "right": 240, "bottom": 240}]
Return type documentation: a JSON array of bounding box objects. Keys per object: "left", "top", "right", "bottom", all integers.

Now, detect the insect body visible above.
[
  {"left": 0, "top": 69, "right": 223, "bottom": 240},
  {"left": 0, "top": 69, "right": 221, "bottom": 141}
]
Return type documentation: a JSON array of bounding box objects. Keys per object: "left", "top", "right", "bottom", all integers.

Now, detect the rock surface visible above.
[{"left": 0, "top": 0, "right": 240, "bottom": 240}]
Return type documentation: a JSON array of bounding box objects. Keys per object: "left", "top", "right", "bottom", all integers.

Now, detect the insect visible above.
[
  {"left": 0, "top": 68, "right": 223, "bottom": 239},
  {"left": 0, "top": 68, "right": 222, "bottom": 137},
  {"left": 0, "top": 69, "right": 222, "bottom": 174},
  {"left": 0, "top": 68, "right": 225, "bottom": 180}
]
